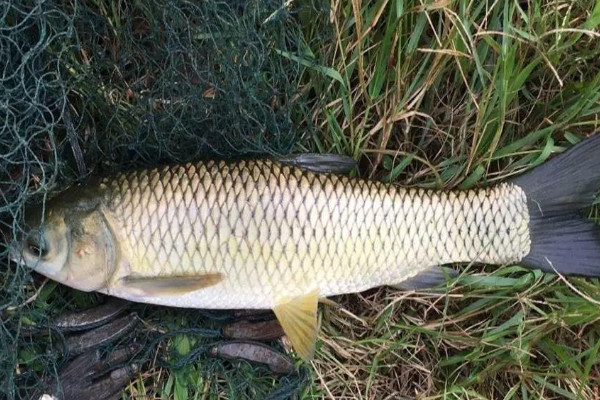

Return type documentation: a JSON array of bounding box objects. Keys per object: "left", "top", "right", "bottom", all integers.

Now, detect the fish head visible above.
[{"left": 15, "top": 187, "right": 117, "bottom": 292}]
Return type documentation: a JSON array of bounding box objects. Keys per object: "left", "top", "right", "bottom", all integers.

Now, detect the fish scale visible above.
[
  {"left": 98, "top": 158, "right": 531, "bottom": 309},
  {"left": 18, "top": 135, "right": 600, "bottom": 361}
]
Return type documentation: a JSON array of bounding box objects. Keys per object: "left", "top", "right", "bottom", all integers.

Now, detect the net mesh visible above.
[{"left": 0, "top": 0, "right": 318, "bottom": 398}]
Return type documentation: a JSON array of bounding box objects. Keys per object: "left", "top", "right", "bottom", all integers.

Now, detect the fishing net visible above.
[{"left": 0, "top": 0, "right": 321, "bottom": 398}]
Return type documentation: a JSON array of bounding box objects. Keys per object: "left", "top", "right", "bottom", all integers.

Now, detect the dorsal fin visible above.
[{"left": 277, "top": 153, "right": 356, "bottom": 175}]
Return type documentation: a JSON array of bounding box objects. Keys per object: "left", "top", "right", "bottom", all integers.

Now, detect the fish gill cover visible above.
[{"left": 0, "top": 0, "right": 316, "bottom": 398}]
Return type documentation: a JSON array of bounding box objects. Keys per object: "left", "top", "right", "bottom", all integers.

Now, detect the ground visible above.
[{"left": 1, "top": 0, "right": 600, "bottom": 399}]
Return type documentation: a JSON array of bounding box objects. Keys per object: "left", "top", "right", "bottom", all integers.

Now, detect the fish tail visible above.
[{"left": 511, "top": 134, "right": 600, "bottom": 277}]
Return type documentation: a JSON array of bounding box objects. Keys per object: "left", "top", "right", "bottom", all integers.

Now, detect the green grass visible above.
[
  {"left": 3, "top": 0, "right": 600, "bottom": 399},
  {"left": 292, "top": 0, "right": 600, "bottom": 398}
]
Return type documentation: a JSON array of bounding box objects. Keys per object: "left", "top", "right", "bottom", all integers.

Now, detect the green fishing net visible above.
[{"left": 0, "top": 0, "right": 320, "bottom": 398}]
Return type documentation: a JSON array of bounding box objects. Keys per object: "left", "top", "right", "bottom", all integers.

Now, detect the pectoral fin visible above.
[
  {"left": 119, "top": 272, "right": 224, "bottom": 296},
  {"left": 272, "top": 290, "right": 319, "bottom": 361},
  {"left": 278, "top": 153, "right": 357, "bottom": 175}
]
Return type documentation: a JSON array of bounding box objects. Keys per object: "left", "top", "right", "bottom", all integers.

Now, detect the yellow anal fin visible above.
[
  {"left": 273, "top": 289, "right": 319, "bottom": 361},
  {"left": 119, "top": 272, "right": 224, "bottom": 296}
]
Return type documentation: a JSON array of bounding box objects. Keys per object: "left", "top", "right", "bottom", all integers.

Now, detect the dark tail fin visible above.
[{"left": 511, "top": 134, "right": 600, "bottom": 277}]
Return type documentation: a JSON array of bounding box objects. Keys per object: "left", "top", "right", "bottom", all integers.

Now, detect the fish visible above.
[{"left": 14, "top": 134, "right": 600, "bottom": 361}]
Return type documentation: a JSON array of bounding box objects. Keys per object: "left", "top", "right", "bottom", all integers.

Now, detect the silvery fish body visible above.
[
  {"left": 17, "top": 135, "right": 600, "bottom": 360},
  {"left": 99, "top": 159, "right": 530, "bottom": 308}
]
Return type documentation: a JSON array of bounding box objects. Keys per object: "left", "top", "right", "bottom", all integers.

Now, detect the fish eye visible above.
[{"left": 25, "top": 236, "right": 48, "bottom": 258}]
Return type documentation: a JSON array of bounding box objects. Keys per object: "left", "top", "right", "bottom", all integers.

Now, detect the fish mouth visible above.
[
  {"left": 9, "top": 254, "right": 22, "bottom": 265},
  {"left": 8, "top": 244, "right": 26, "bottom": 266}
]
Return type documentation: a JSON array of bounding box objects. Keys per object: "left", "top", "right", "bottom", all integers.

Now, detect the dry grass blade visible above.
[{"left": 298, "top": 0, "right": 600, "bottom": 398}]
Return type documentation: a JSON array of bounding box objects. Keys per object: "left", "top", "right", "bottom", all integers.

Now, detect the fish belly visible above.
[{"left": 102, "top": 160, "right": 531, "bottom": 309}]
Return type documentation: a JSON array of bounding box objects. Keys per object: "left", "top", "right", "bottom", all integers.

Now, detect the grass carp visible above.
[{"left": 14, "top": 134, "right": 600, "bottom": 360}]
